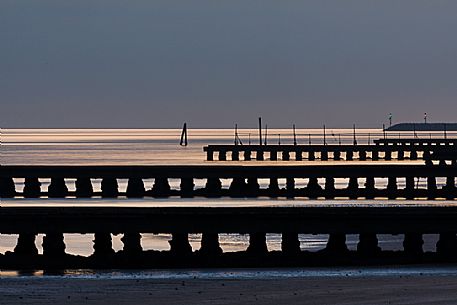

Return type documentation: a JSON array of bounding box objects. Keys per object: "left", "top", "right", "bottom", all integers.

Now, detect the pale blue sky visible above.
[{"left": 1, "top": 1, "right": 457, "bottom": 128}]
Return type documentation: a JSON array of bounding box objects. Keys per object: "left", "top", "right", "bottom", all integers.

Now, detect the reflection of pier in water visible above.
[{"left": 204, "top": 138, "right": 457, "bottom": 162}]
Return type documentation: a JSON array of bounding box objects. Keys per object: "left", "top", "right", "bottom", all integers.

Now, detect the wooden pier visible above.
[
  {"left": 1, "top": 203, "right": 457, "bottom": 268},
  {"left": 2, "top": 164, "right": 457, "bottom": 268},
  {"left": 203, "top": 143, "right": 457, "bottom": 162},
  {"left": 1, "top": 164, "right": 457, "bottom": 199}
]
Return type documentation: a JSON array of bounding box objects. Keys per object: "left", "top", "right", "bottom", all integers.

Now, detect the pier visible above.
[
  {"left": 1, "top": 203, "right": 457, "bottom": 268},
  {"left": 1, "top": 164, "right": 457, "bottom": 199},
  {"left": 2, "top": 164, "right": 457, "bottom": 268},
  {"left": 203, "top": 143, "right": 457, "bottom": 162}
]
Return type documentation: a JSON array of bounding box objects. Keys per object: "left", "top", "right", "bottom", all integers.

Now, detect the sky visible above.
[{"left": 1, "top": 0, "right": 457, "bottom": 128}]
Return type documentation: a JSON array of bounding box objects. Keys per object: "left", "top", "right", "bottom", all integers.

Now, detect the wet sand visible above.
[{"left": 2, "top": 275, "right": 457, "bottom": 305}]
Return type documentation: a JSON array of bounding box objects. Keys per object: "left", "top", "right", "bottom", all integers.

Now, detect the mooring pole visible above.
[
  {"left": 323, "top": 125, "right": 327, "bottom": 145},
  {"left": 234, "top": 124, "right": 238, "bottom": 145},
  {"left": 383, "top": 124, "right": 386, "bottom": 140},
  {"left": 264, "top": 124, "right": 268, "bottom": 145},
  {"left": 353, "top": 124, "right": 357, "bottom": 145},
  {"left": 258, "top": 117, "right": 262, "bottom": 146},
  {"left": 293, "top": 124, "right": 297, "bottom": 145}
]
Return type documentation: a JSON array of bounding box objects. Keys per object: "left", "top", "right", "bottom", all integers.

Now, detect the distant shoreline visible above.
[{"left": 386, "top": 123, "right": 457, "bottom": 131}]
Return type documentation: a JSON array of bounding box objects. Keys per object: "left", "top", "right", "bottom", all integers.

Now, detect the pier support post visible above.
[
  {"left": 93, "top": 233, "right": 114, "bottom": 257},
  {"left": 169, "top": 233, "right": 192, "bottom": 255},
  {"left": 101, "top": 178, "right": 118, "bottom": 198},
  {"left": 321, "top": 151, "right": 328, "bottom": 161},
  {"left": 398, "top": 150, "right": 405, "bottom": 161},
  {"left": 385, "top": 150, "right": 392, "bottom": 161},
  {"left": 410, "top": 150, "right": 418, "bottom": 160},
  {"left": 247, "top": 233, "right": 268, "bottom": 255},
  {"left": 372, "top": 150, "right": 379, "bottom": 161},
  {"left": 75, "top": 178, "right": 93, "bottom": 197},
  {"left": 246, "top": 178, "right": 260, "bottom": 197},
  {"left": 308, "top": 151, "right": 315, "bottom": 161},
  {"left": 126, "top": 178, "right": 145, "bottom": 198},
  {"left": 387, "top": 176, "right": 397, "bottom": 199},
  {"left": 359, "top": 150, "right": 367, "bottom": 161},
  {"left": 324, "top": 177, "right": 336, "bottom": 199},
  {"left": 256, "top": 150, "right": 264, "bottom": 161},
  {"left": 281, "top": 233, "right": 301, "bottom": 255},
  {"left": 444, "top": 177, "right": 456, "bottom": 199},
  {"left": 324, "top": 234, "right": 348, "bottom": 253},
  {"left": 229, "top": 178, "right": 246, "bottom": 197},
  {"left": 347, "top": 177, "right": 359, "bottom": 199},
  {"left": 244, "top": 150, "right": 252, "bottom": 161},
  {"left": 232, "top": 150, "right": 239, "bottom": 161},
  {"left": 357, "top": 234, "right": 381, "bottom": 255},
  {"left": 23, "top": 177, "right": 41, "bottom": 198},
  {"left": 295, "top": 151, "right": 303, "bottom": 161},
  {"left": 305, "top": 177, "right": 322, "bottom": 199},
  {"left": 437, "top": 233, "right": 457, "bottom": 257},
  {"left": 206, "top": 150, "right": 214, "bottom": 161},
  {"left": 43, "top": 233, "right": 66, "bottom": 258},
  {"left": 121, "top": 233, "right": 143, "bottom": 255},
  {"left": 218, "top": 150, "right": 227, "bottom": 161},
  {"left": 152, "top": 177, "right": 171, "bottom": 197},
  {"left": 0, "top": 177, "right": 16, "bottom": 198},
  {"left": 364, "top": 177, "right": 376, "bottom": 199},
  {"left": 403, "top": 233, "right": 423, "bottom": 256},
  {"left": 270, "top": 150, "right": 278, "bottom": 161},
  {"left": 268, "top": 178, "right": 280, "bottom": 197},
  {"left": 405, "top": 176, "right": 415, "bottom": 199},
  {"left": 205, "top": 178, "right": 222, "bottom": 197},
  {"left": 48, "top": 178, "right": 68, "bottom": 198},
  {"left": 286, "top": 178, "right": 295, "bottom": 198},
  {"left": 282, "top": 151, "right": 290, "bottom": 161},
  {"left": 14, "top": 233, "right": 38, "bottom": 256},
  {"left": 180, "top": 178, "right": 194, "bottom": 198},
  {"left": 346, "top": 151, "right": 353, "bottom": 161},
  {"left": 427, "top": 176, "right": 437, "bottom": 199},
  {"left": 200, "top": 233, "right": 222, "bottom": 255},
  {"left": 333, "top": 151, "right": 341, "bottom": 161}
]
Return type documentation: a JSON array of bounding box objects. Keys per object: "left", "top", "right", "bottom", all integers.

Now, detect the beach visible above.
[{"left": 2, "top": 274, "right": 457, "bottom": 305}]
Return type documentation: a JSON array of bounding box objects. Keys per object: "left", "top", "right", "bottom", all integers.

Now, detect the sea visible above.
[{"left": 0, "top": 128, "right": 455, "bottom": 278}]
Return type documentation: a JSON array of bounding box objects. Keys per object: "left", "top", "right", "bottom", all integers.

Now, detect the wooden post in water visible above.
[
  {"left": 323, "top": 125, "right": 327, "bottom": 145},
  {"left": 234, "top": 124, "right": 238, "bottom": 145},
  {"left": 353, "top": 124, "right": 357, "bottom": 145},
  {"left": 293, "top": 124, "right": 297, "bottom": 145},
  {"left": 264, "top": 124, "right": 268, "bottom": 145},
  {"left": 180, "top": 123, "right": 188, "bottom": 146},
  {"left": 258, "top": 117, "right": 262, "bottom": 146}
]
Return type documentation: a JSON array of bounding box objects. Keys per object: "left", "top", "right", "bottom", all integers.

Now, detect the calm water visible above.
[{"left": 0, "top": 129, "right": 453, "bottom": 268}]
